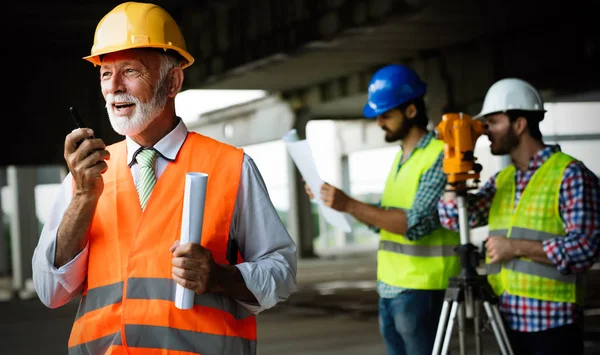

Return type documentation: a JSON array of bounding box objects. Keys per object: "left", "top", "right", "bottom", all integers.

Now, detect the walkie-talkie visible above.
[
  {"left": 69, "top": 106, "right": 96, "bottom": 149},
  {"left": 69, "top": 106, "right": 95, "bottom": 138}
]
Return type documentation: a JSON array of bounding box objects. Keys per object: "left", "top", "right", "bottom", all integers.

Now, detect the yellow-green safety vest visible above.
[
  {"left": 486, "top": 151, "right": 585, "bottom": 304},
  {"left": 379, "top": 138, "right": 460, "bottom": 290}
]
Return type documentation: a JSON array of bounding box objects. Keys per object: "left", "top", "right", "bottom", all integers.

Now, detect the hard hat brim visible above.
[
  {"left": 473, "top": 111, "right": 486, "bottom": 120},
  {"left": 473, "top": 109, "right": 547, "bottom": 120},
  {"left": 83, "top": 44, "right": 195, "bottom": 69},
  {"left": 363, "top": 103, "right": 400, "bottom": 119},
  {"left": 363, "top": 103, "right": 379, "bottom": 118}
]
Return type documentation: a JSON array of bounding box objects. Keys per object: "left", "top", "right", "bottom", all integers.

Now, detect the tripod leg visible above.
[
  {"left": 491, "top": 304, "right": 514, "bottom": 355},
  {"left": 432, "top": 299, "right": 452, "bottom": 355},
  {"left": 483, "top": 301, "right": 513, "bottom": 355},
  {"left": 473, "top": 300, "right": 482, "bottom": 355},
  {"left": 457, "top": 303, "right": 467, "bottom": 355},
  {"left": 465, "top": 286, "right": 474, "bottom": 319},
  {"left": 441, "top": 301, "right": 460, "bottom": 355}
]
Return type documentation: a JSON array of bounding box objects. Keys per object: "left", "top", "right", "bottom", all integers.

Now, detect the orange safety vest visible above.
[{"left": 67, "top": 132, "right": 257, "bottom": 355}]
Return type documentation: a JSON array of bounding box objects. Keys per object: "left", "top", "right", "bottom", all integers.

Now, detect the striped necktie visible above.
[{"left": 135, "top": 148, "right": 158, "bottom": 210}]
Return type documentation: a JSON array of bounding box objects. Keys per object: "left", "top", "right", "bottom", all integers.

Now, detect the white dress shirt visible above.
[{"left": 32, "top": 119, "right": 297, "bottom": 314}]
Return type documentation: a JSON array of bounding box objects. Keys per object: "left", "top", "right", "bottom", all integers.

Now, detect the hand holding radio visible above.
[{"left": 65, "top": 106, "right": 110, "bottom": 199}]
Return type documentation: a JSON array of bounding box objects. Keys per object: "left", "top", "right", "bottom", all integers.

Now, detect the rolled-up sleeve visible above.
[
  {"left": 32, "top": 174, "right": 88, "bottom": 308},
  {"left": 437, "top": 174, "right": 498, "bottom": 232},
  {"left": 543, "top": 161, "right": 600, "bottom": 274},
  {"left": 231, "top": 154, "right": 297, "bottom": 314}
]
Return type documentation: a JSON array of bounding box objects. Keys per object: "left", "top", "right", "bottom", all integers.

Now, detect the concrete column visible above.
[
  {"left": 340, "top": 155, "right": 354, "bottom": 244},
  {"left": 328, "top": 125, "right": 347, "bottom": 249},
  {"left": 7, "top": 166, "right": 38, "bottom": 294},
  {"left": 0, "top": 168, "right": 8, "bottom": 275},
  {"left": 287, "top": 109, "right": 317, "bottom": 258}
]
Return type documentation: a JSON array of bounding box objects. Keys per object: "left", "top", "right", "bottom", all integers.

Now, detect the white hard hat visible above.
[{"left": 474, "top": 78, "right": 546, "bottom": 119}]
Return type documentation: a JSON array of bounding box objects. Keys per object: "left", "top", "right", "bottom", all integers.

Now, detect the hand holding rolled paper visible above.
[
  {"left": 173, "top": 172, "right": 208, "bottom": 309},
  {"left": 171, "top": 241, "right": 216, "bottom": 296}
]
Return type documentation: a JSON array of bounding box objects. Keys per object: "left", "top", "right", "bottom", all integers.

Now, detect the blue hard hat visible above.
[{"left": 363, "top": 64, "right": 428, "bottom": 118}]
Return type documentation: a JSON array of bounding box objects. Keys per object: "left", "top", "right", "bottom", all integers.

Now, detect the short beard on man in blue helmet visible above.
[{"left": 378, "top": 106, "right": 417, "bottom": 143}]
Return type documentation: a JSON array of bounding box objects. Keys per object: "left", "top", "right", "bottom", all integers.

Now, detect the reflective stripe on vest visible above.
[
  {"left": 485, "top": 227, "right": 567, "bottom": 276},
  {"left": 378, "top": 137, "right": 460, "bottom": 290},
  {"left": 487, "top": 259, "right": 576, "bottom": 284},
  {"left": 502, "top": 259, "right": 576, "bottom": 284},
  {"left": 75, "top": 278, "right": 251, "bottom": 321},
  {"left": 74, "top": 282, "right": 123, "bottom": 320},
  {"left": 486, "top": 152, "right": 584, "bottom": 303},
  {"left": 380, "top": 240, "right": 457, "bottom": 257},
  {"left": 68, "top": 133, "right": 256, "bottom": 354},
  {"left": 68, "top": 325, "right": 256, "bottom": 355}
]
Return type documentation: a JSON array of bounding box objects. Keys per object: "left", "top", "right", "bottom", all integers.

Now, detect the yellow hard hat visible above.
[{"left": 83, "top": 2, "right": 195, "bottom": 69}]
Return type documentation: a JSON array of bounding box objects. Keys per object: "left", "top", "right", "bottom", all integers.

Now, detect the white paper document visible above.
[
  {"left": 175, "top": 172, "right": 208, "bottom": 310},
  {"left": 282, "top": 130, "right": 353, "bottom": 233}
]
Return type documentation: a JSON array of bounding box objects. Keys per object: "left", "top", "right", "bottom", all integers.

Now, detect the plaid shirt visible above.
[
  {"left": 378, "top": 131, "right": 448, "bottom": 298},
  {"left": 438, "top": 145, "right": 600, "bottom": 332}
]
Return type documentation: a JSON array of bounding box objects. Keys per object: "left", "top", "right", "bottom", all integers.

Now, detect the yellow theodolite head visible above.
[{"left": 434, "top": 112, "right": 484, "bottom": 192}]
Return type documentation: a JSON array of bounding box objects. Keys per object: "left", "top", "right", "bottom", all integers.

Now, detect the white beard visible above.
[{"left": 105, "top": 77, "right": 170, "bottom": 136}]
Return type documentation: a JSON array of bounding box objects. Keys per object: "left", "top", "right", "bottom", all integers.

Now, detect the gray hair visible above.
[
  {"left": 153, "top": 53, "right": 181, "bottom": 103},
  {"left": 158, "top": 52, "right": 182, "bottom": 81}
]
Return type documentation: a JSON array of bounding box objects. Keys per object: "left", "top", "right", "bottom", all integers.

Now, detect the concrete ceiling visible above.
[
  {"left": 3, "top": 0, "right": 598, "bottom": 166},
  {"left": 195, "top": 0, "right": 547, "bottom": 90},
  {"left": 9, "top": 0, "right": 569, "bottom": 91}
]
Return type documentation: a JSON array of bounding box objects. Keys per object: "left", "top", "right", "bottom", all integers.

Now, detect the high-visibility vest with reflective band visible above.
[
  {"left": 378, "top": 138, "right": 460, "bottom": 290},
  {"left": 67, "top": 132, "right": 257, "bottom": 355},
  {"left": 486, "top": 151, "right": 585, "bottom": 304}
]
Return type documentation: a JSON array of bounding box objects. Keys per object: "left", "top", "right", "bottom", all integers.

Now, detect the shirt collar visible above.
[
  {"left": 401, "top": 131, "right": 434, "bottom": 151},
  {"left": 127, "top": 117, "right": 189, "bottom": 167},
  {"left": 526, "top": 144, "right": 562, "bottom": 170}
]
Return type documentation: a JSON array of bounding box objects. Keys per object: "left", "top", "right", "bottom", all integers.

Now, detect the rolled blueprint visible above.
[{"left": 175, "top": 172, "right": 208, "bottom": 310}]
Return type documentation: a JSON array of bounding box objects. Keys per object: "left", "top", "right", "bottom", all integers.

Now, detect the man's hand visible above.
[
  {"left": 55, "top": 128, "right": 109, "bottom": 268},
  {"left": 443, "top": 189, "right": 456, "bottom": 203},
  {"left": 171, "top": 241, "right": 216, "bottom": 294},
  {"left": 320, "top": 183, "right": 351, "bottom": 212},
  {"left": 303, "top": 179, "right": 314, "bottom": 200},
  {"left": 486, "top": 236, "right": 517, "bottom": 263},
  {"left": 64, "top": 128, "right": 110, "bottom": 199}
]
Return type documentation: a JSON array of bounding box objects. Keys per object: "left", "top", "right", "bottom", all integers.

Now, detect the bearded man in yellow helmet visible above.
[
  {"left": 438, "top": 78, "right": 600, "bottom": 355},
  {"left": 31, "top": 3, "right": 297, "bottom": 354}
]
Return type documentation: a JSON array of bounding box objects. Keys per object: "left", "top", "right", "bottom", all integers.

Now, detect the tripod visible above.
[{"left": 431, "top": 191, "right": 514, "bottom": 355}]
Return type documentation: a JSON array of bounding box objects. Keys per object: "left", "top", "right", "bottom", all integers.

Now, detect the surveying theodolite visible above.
[{"left": 431, "top": 113, "right": 514, "bottom": 355}]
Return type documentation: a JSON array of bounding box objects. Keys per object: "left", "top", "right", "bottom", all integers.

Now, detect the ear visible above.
[
  {"left": 167, "top": 67, "right": 184, "bottom": 98},
  {"left": 513, "top": 116, "right": 528, "bottom": 136},
  {"left": 404, "top": 103, "right": 417, "bottom": 120}
]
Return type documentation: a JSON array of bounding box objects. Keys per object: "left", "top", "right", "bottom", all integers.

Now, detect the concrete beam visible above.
[
  {"left": 279, "top": 19, "right": 584, "bottom": 123},
  {"left": 267, "top": 4, "right": 598, "bottom": 126},
  {"left": 184, "top": 0, "right": 427, "bottom": 88},
  {"left": 187, "top": 95, "right": 295, "bottom": 147}
]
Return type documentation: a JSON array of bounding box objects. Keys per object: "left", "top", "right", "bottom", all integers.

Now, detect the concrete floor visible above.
[
  {"left": 4, "top": 291, "right": 598, "bottom": 355},
  {"left": 0, "top": 296, "right": 505, "bottom": 355},
  {"left": 1, "top": 256, "right": 599, "bottom": 354}
]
